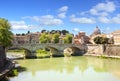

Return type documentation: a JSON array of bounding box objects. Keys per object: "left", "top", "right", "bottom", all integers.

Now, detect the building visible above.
[
  {"left": 13, "top": 32, "right": 41, "bottom": 44},
  {"left": 111, "top": 30, "right": 120, "bottom": 45},
  {"left": 90, "top": 26, "right": 101, "bottom": 37},
  {"left": 90, "top": 26, "right": 102, "bottom": 44},
  {"left": 26, "top": 32, "right": 41, "bottom": 43},
  {"left": 74, "top": 31, "right": 90, "bottom": 44},
  {"left": 13, "top": 35, "right": 26, "bottom": 44}
]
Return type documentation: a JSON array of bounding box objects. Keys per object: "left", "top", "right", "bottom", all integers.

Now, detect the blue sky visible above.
[{"left": 1, "top": 0, "right": 120, "bottom": 35}]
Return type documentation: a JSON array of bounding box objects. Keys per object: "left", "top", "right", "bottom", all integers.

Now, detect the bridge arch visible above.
[
  {"left": 7, "top": 47, "right": 32, "bottom": 58},
  {"left": 36, "top": 46, "right": 63, "bottom": 57},
  {"left": 46, "top": 46, "right": 63, "bottom": 57},
  {"left": 64, "top": 46, "right": 85, "bottom": 56}
]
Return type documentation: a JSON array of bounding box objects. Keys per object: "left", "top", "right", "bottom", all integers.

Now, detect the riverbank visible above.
[
  {"left": 0, "top": 59, "right": 15, "bottom": 81},
  {"left": 84, "top": 53, "right": 120, "bottom": 59}
]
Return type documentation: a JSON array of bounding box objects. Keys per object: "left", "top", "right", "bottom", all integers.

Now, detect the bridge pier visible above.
[
  {"left": 50, "top": 50, "right": 64, "bottom": 57},
  {"left": 25, "top": 50, "right": 37, "bottom": 59}
]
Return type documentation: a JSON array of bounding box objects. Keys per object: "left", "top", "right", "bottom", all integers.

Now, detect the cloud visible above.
[
  {"left": 98, "top": 16, "right": 111, "bottom": 23},
  {"left": 22, "top": 16, "right": 40, "bottom": 22},
  {"left": 58, "top": 6, "right": 68, "bottom": 12},
  {"left": 79, "top": 1, "right": 120, "bottom": 24},
  {"left": 23, "top": 15, "right": 63, "bottom": 26},
  {"left": 94, "top": 1, "right": 116, "bottom": 12},
  {"left": 57, "top": 12, "right": 66, "bottom": 18},
  {"left": 98, "top": 14, "right": 120, "bottom": 24},
  {"left": 73, "top": 28, "right": 79, "bottom": 32},
  {"left": 112, "top": 14, "right": 120, "bottom": 24},
  {"left": 90, "top": 1, "right": 116, "bottom": 16},
  {"left": 80, "top": 1, "right": 116, "bottom": 17},
  {"left": 10, "top": 21, "right": 35, "bottom": 30},
  {"left": 70, "top": 15, "right": 96, "bottom": 24},
  {"left": 57, "top": 6, "right": 68, "bottom": 19}
]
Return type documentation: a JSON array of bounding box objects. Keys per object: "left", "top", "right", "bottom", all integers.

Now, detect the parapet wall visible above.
[{"left": 87, "top": 44, "right": 120, "bottom": 56}]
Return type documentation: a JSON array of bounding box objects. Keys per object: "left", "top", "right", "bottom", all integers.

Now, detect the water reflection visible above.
[{"left": 10, "top": 56, "right": 120, "bottom": 81}]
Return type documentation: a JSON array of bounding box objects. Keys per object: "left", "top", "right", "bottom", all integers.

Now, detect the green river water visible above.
[{"left": 10, "top": 56, "right": 120, "bottom": 81}]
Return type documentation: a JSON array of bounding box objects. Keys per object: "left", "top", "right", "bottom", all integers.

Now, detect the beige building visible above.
[
  {"left": 13, "top": 35, "right": 26, "bottom": 44},
  {"left": 111, "top": 30, "right": 120, "bottom": 45},
  {"left": 26, "top": 32, "right": 41, "bottom": 43},
  {"left": 13, "top": 32, "right": 41, "bottom": 44}
]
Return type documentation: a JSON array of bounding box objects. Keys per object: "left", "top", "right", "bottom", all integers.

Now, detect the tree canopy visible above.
[
  {"left": 0, "top": 18, "right": 13, "bottom": 47},
  {"left": 39, "top": 33, "right": 51, "bottom": 43},
  {"left": 52, "top": 33, "right": 60, "bottom": 43},
  {"left": 64, "top": 34, "right": 73, "bottom": 43},
  {"left": 94, "top": 36, "right": 109, "bottom": 44}
]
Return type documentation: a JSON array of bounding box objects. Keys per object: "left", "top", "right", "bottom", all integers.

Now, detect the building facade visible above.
[
  {"left": 74, "top": 32, "right": 90, "bottom": 44},
  {"left": 13, "top": 32, "right": 41, "bottom": 44},
  {"left": 111, "top": 30, "right": 120, "bottom": 45}
]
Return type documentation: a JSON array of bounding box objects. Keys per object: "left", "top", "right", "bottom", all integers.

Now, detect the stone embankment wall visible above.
[
  {"left": 105, "top": 45, "right": 120, "bottom": 56},
  {"left": 87, "top": 44, "right": 120, "bottom": 56},
  {"left": 0, "top": 46, "right": 6, "bottom": 69},
  {"left": 87, "top": 44, "right": 104, "bottom": 55}
]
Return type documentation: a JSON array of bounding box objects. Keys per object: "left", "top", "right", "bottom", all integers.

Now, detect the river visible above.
[{"left": 9, "top": 56, "right": 120, "bottom": 81}]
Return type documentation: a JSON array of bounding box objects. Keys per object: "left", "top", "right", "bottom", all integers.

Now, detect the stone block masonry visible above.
[{"left": 86, "top": 44, "right": 120, "bottom": 57}]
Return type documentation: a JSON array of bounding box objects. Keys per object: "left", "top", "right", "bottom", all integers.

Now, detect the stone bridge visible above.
[{"left": 7, "top": 43, "right": 88, "bottom": 58}]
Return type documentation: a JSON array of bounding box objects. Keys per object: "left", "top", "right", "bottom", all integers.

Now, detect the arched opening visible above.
[
  {"left": 47, "top": 46, "right": 64, "bottom": 57},
  {"left": 7, "top": 47, "right": 31, "bottom": 59},
  {"left": 36, "top": 48, "right": 51, "bottom": 58},
  {"left": 64, "top": 47, "right": 85, "bottom": 57}
]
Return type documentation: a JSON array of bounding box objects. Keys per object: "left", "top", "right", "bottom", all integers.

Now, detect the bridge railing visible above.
[{"left": 12, "top": 43, "right": 83, "bottom": 46}]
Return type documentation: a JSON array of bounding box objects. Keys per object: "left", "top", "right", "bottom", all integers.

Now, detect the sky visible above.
[{"left": 1, "top": 0, "right": 120, "bottom": 35}]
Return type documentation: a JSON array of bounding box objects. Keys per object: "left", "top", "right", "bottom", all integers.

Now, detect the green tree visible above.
[
  {"left": 52, "top": 33, "right": 60, "bottom": 43},
  {"left": 39, "top": 33, "right": 51, "bottom": 43},
  {"left": 61, "top": 30, "right": 69, "bottom": 35},
  {"left": 64, "top": 34, "right": 73, "bottom": 43},
  {"left": 94, "top": 36, "right": 109, "bottom": 44},
  {"left": 0, "top": 18, "right": 13, "bottom": 47}
]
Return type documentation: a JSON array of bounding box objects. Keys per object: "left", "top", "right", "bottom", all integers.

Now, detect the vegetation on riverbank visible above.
[
  {"left": 36, "top": 49, "right": 50, "bottom": 58},
  {"left": 7, "top": 66, "right": 27, "bottom": 77}
]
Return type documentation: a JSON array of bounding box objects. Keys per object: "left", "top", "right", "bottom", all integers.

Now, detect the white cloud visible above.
[
  {"left": 90, "top": 1, "right": 116, "bottom": 16},
  {"left": 23, "top": 15, "right": 63, "bottom": 26},
  {"left": 98, "top": 14, "right": 120, "bottom": 24},
  {"left": 39, "top": 15, "right": 63, "bottom": 25},
  {"left": 89, "top": 9, "right": 98, "bottom": 15},
  {"left": 80, "top": 1, "right": 116, "bottom": 17},
  {"left": 10, "top": 21, "right": 35, "bottom": 30},
  {"left": 79, "top": 1, "right": 120, "bottom": 24},
  {"left": 57, "top": 12, "right": 66, "bottom": 18},
  {"left": 70, "top": 15, "right": 96, "bottom": 24},
  {"left": 98, "top": 16, "right": 111, "bottom": 23},
  {"left": 94, "top": 1, "right": 116, "bottom": 13},
  {"left": 112, "top": 14, "right": 120, "bottom": 24},
  {"left": 58, "top": 6, "right": 68, "bottom": 12},
  {"left": 73, "top": 28, "right": 79, "bottom": 32}
]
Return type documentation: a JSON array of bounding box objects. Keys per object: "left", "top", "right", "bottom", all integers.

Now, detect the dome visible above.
[{"left": 93, "top": 26, "right": 101, "bottom": 35}]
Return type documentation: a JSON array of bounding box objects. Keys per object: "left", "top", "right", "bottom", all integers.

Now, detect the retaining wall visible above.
[{"left": 87, "top": 44, "right": 120, "bottom": 56}]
